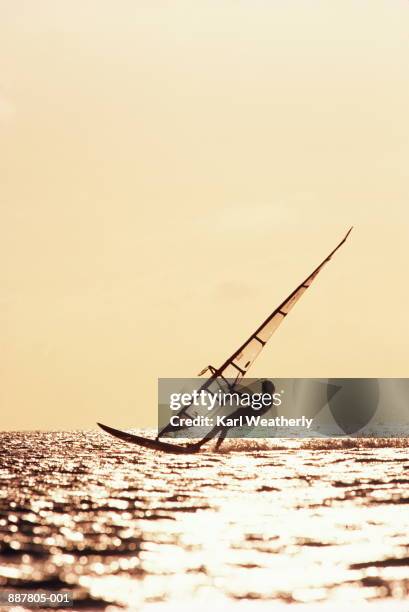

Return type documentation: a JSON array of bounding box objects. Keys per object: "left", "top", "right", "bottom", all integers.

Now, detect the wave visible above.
[{"left": 206, "top": 437, "right": 409, "bottom": 452}]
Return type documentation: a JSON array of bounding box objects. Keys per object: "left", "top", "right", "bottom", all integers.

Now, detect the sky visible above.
[{"left": 1, "top": 0, "right": 408, "bottom": 429}]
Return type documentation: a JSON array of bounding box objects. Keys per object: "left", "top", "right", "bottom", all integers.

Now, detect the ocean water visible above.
[{"left": 1, "top": 431, "right": 409, "bottom": 611}]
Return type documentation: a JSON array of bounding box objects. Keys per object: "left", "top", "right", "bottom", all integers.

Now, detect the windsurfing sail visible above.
[{"left": 158, "top": 227, "right": 352, "bottom": 437}]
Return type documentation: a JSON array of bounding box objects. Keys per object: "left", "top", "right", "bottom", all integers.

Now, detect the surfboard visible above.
[{"left": 97, "top": 422, "right": 200, "bottom": 454}]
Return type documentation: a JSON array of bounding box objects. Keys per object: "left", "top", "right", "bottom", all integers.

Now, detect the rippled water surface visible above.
[{"left": 1, "top": 432, "right": 409, "bottom": 611}]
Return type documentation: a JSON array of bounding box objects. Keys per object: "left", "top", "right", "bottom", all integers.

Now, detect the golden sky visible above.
[{"left": 1, "top": 1, "right": 408, "bottom": 430}]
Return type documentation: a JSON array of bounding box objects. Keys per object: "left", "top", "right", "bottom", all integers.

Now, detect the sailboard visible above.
[
  {"left": 97, "top": 423, "right": 200, "bottom": 454},
  {"left": 99, "top": 227, "right": 353, "bottom": 452}
]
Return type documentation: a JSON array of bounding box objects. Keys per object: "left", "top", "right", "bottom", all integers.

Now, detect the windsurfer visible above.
[{"left": 190, "top": 380, "right": 276, "bottom": 451}]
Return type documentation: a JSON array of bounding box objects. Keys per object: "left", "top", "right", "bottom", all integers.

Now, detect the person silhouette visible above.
[{"left": 190, "top": 379, "right": 276, "bottom": 451}]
